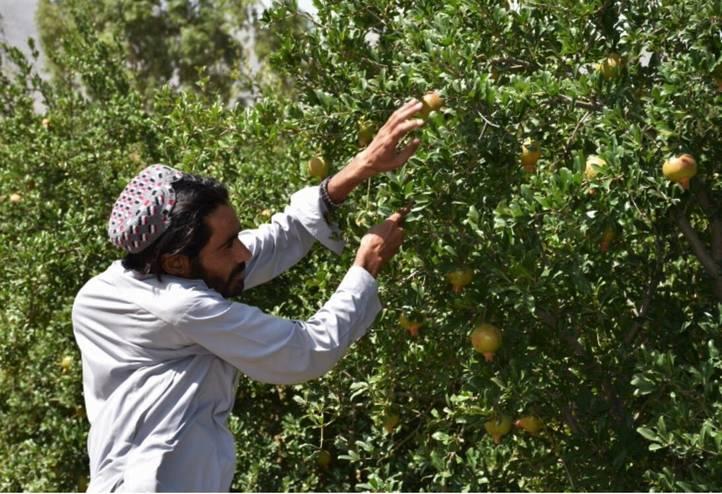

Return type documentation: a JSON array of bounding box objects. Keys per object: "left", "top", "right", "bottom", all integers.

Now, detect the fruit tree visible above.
[{"left": 1, "top": 0, "right": 721, "bottom": 491}]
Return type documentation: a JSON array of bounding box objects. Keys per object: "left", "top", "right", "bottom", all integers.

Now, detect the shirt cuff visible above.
[
  {"left": 287, "top": 186, "right": 345, "bottom": 255},
  {"left": 337, "top": 265, "right": 383, "bottom": 338}
]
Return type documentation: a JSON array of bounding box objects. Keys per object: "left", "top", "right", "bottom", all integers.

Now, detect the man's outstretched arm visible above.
[{"left": 239, "top": 98, "right": 425, "bottom": 290}]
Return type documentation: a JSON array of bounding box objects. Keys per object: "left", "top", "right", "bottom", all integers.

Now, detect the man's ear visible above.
[{"left": 160, "top": 253, "right": 192, "bottom": 278}]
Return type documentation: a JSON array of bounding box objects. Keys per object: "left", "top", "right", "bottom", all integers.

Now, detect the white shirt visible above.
[{"left": 72, "top": 186, "right": 382, "bottom": 492}]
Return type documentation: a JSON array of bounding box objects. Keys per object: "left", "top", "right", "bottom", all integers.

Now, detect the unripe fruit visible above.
[
  {"left": 317, "top": 449, "right": 332, "bottom": 469},
  {"left": 357, "top": 120, "right": 374, "bottom": 147},
  {"left": 515, "top": 416, "right": 544, "bottom": 435},
  {"left": 382, "top": 411, "right": 400, "bottom": 433},
  {"left": 585, "top": 155, "right": 606, "bottom": 180},
  {"left": 41, "top": 118, "right": 51, "bottom": 129},
  {"left": 470, "top": 323, "right": 502, "bottom": 362},
  {"left": 600, "top": 226, "right": 616, "bottom": 253},
  {"left": 484, "top": 415, "right": 512, "bottom": 444},
  {"left": 662, "top": 154, "right": 697, "bottom": 190},
  {"left": 399, "top": 313, "right": 422, "bottom": 337},
  {"left": 59, "top": 355, "right": 73, "bottom": 371},
  {"left": 521, "top": 139, "right": 541, "bottom": 172},
  {"left": 9, "top": 193, "right": 22, "bottom": 204},
  {"left": 308, "top": 156, "right": 328, "bottom": 179},
  {"left": 418, "top": 91, "right": 444, "bottom": 119},
  {"left": 598, "top": 53, "right": 622, "bottom": 79},
  {"left": 446, "top": 267, "right": 473, "bottom": 293}
]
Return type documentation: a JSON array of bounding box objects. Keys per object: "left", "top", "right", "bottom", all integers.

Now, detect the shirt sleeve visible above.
[
  {"left": 239, "top": 186, "right": 344, "bottom": 290},
  {"left": 176, "top": 266, "right": 381, "bottom": 385}
]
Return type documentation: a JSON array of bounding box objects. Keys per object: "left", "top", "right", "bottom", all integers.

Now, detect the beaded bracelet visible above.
[{"left": 320, "top": 176, "right": 343, "bottom": 211}]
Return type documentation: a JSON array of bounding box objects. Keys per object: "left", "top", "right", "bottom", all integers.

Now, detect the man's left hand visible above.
[
  {"left": 326, "top": 98, "right": 427, "bottom": 204},
  {"left": 354, "top": 98, "right": 426, "bottom": 177}
]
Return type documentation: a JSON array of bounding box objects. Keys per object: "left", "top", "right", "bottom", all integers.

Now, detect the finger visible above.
[
  {"left": 389, "top": 99, "right": 424, "bottom": 125},
  {"left": 391, "top": 138, "right": 422, "bottom": 168},
  {"left": 387, "top": 207, "right": 410, "bottom": 226},
  {"left": 390, "top": 118, "right": 425, "bottom": 141}
]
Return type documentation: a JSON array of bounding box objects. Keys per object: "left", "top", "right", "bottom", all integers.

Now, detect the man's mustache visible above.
[{"left": 229, "top": 262, "right": 246, "bottom": 282}]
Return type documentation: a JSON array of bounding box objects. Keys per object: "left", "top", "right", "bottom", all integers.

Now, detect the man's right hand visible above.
[{"left": 353, "top": 207, "right": 409, "bottom": 278}]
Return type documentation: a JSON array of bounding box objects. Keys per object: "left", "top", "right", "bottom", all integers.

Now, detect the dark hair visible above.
[{"left": 121, "top": 172, "right": 230, "bottom": 280}]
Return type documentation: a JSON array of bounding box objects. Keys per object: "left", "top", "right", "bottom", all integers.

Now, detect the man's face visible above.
[{"left": 194, "top": 204, "right": 251, "bottom": 298}]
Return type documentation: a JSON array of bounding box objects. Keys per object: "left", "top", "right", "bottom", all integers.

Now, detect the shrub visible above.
[{"left": 1, "top": 0, "right": 721, "bottom": 490}]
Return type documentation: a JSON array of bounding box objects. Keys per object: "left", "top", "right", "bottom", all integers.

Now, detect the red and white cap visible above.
[{"left": 107, "top": 164, "right": 184, "bottom": 253}]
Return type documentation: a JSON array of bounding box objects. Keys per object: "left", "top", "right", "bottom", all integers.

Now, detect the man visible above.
[{"left": 72, "top": 99, "right": 427, "bottom": 492}]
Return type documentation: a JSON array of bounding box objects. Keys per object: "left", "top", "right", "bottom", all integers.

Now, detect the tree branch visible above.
[
  {"left": 672, "top": 206, "right": 722, "bottom": 302},
  {"left": 672, "top": 207, "right": 719, "bottom": 278},
  {"left": 624, "top": 232, "right": 665, "bottom": 345},
  {"left": 691, "top": 177, "right": 722, "bottom": 262},
  {"left": 535, "top": 306, "right": 628, "bottom": 426}
]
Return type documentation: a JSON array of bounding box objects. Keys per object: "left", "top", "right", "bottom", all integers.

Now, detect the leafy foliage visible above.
[
  {"left": 35, "top": 0, "right": 309, "bottom": 104},
  {"left": 1, "top": 0, "right": 721, "bottom": 491}
]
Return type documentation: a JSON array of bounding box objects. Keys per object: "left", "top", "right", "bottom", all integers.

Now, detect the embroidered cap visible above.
[{"left": 107, "top": 164, "right": 184, "bottom": 253}]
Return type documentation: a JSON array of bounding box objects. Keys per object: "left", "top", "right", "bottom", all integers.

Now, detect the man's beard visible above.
[{"left": 191, "top": 259, "right": 245, "bottom": 298}]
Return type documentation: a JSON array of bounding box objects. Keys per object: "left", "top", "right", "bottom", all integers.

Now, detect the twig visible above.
[
  {"left": 671, "top": 206, "right": 722, "bottom": 302},
  {"left": 564, "top": 111, "right": 591, "bottom": 153},
  {"left": 672, "top": 208, "right": 719, "bottom": 279},
  {"left": 624, "top": 232, "right": 665, "bottom": 345},
  {"left": 556, "top": 94, "right": 603, "bottom": 111},
  {"left": 477, "top": 111, "right": 500, "bottom": 129},
  {"left": 691, "top": 177, "right": 722, "bottom": 262}
]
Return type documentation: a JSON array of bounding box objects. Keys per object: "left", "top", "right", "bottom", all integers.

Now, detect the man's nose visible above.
[{"left": 234, "top": 239, "right": 252, "bottom": 264}]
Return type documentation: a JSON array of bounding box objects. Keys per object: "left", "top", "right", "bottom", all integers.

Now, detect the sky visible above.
[{"left": 0, "top": 0, "right": 41, "bottom": 62}]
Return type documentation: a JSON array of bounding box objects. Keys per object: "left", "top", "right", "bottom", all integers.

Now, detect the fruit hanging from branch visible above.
[
  {"left": 418, "top": 91, "right": 444, "bottom": 120},
  {"left": 446, "top": 267, "right": 473, "bottom": 293},
  {"left": 382, "top": 410, "right": 400, "bottom": 434},
  {"left": 470, "top": 323, "right": 502, "bottom": 362},
  {"left": 399, "top": 313, "right": 423, "bottom": 337},
  {"left": 316, "top": 449, "right": 332, "bottom": 469},
  {"left": 484, "top": 415, "right": 513, "bottom": 444},
  {"left": 515, "top": 416, "right": 544, "bottom": 435},
  {"left": 597, "top": 53, "right": 623, "bottom": 79},
  {"left": 307, "top": 156, "right": 329, "bottom": 179},
  {"left": 521, "top": 138, "right": 541, "bottom": 173},
  {"left": 600, "top": 225, "right": 617, "bottom": 253},
  {"left": 584, "top": 155, "right": 607, "bottom": 180},
  {"left": 357, "top": 119, "right": 374, "bottom": 147},
  {"left": 662, "top": 154, "right": 697, "bottom": 190}
]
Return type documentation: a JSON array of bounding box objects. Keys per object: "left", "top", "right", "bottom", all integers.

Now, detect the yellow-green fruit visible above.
[
  {"left": 446, "top": 267, "right": 473, "bottom": 293},
  {"left": 60, "top": 355, "right": 73, "bottom": 371},
  {"left": 515, "top": 416, "right": 544, "bottom": 435},
  {"left": 9, "top": 193, "right": 22, "bottom": 204},
  {"left": 521, "top": 139, "right": 541, "bottom": 171},
  {"left": 585, "top": 155, "right": 607, "bottom": 180},
  {"left": 662, "top": 154, "right": 697, "bottom": 190},
  {"left": 317, "top": 449, "right": 332, "bottom": 469},
  {"left": 418, "top": 91, "right": 444, "bottom": 119},
  {"left": 383, "top": 411, "right": 400, "bottom": 433},
  {"left": 399, "top": 313, "right": 422, "bottom": 337},
  {"left": 470, "top": 323, "right": 502, "bottom": 362},
  {"left": 598, "top": 53, "right": 622, "bottom": 79},
  {"left": 357, "top": 120, "right": 374, "bottom": 147},
  {"left": 484, "top": 415, "right": 513, "bottom": 444},
  {"left": 308, "top": 156, "right": 328, "bottom": 179}
]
